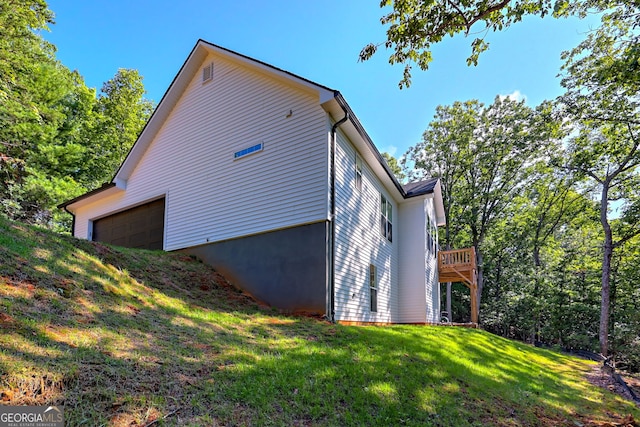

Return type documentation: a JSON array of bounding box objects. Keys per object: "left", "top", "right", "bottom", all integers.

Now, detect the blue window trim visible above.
[{"left": 234, "top": 143, "right": 264, "bottom": 160}]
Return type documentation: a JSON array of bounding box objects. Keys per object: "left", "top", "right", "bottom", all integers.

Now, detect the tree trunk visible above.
[
  {"left": 446, "top": 282, "right": 452, "bottom": 319},
  {"left": 445, "top": 241, "right": 452, "bottom": 320},
  {"left": 475, "top": 246, "right": 483, "bottom": 322},
  {"left": 599, "top": 182, "right": 613, "bottom": 357}
]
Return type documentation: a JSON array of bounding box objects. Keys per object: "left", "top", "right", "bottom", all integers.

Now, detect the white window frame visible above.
[
  {"left": 380, "top": 195, "right": 392, "bottom": 242},
  {"left": 355, "top": 154, "right": 363, "bottom": 192},
  {"left": 369, "top": 264, "right": 377, "bottom": 312}
]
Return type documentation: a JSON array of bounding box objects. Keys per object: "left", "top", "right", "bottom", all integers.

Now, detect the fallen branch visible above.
[
  {"left": 613, "top": 372, "right": 640, "bottom": 404},
  {"left": 143, "top": 408, "right": 180, "bottom": 427}
]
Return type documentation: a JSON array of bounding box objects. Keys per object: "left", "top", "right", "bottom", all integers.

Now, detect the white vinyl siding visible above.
[
  {"left": 424, "top": 198, "right": 440, "bottom": 322},
  {"left": 333, "top": 129, "right": 398, "bottom": 323},
  {"left": 73, "top": 53, "right": 329, "bottom": 249},
  {"left": 398, "top": 196, "right": 440, "bottom": 323}
]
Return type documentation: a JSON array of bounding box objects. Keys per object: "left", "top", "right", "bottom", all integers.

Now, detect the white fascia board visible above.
[
  {"left": 321, "top": 97, "right": 405, "bottom": 202},
  {"left": 433, "top": 180, "right": 446, "bottom": 226},
  {"left": 115, "top": 42, "right": 209, "bottom": 183},
  {"left": 115, "top": 40, "right": 334, "bottom": 184},
  {"left": 209, "top": 46, "right": 336, "bottom": 101},
  {"left": 65, "top": 186, "right": 124, "bottom": 212},
  {"left": 114, "top": 178, "right": 127, "bottom": 189}
]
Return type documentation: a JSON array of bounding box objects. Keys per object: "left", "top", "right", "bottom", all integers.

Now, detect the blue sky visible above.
[{"left": 45, "top": 0, "right": 599, "bottom": 158}]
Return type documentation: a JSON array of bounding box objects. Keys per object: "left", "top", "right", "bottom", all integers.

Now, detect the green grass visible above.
[{"left": 0, "top": 215, "right": 638, "bottom": 426}]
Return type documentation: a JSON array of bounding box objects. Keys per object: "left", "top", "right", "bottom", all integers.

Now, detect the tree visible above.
[
  {"left": 0, "top": 0, "right": 101, "bottom": 227},
  {"left": 359, "top": 0, "right": 632, "bottom": 88},
  {"left": 404, "top": 97, "right": 561, "bottom": 320},
  {"left": 489, "top": 166, "right": 590, "bottom": 341},
  {"left": 91, "top": 69, "right": 154, "bottom": 181},
  {"left": 381, "top": 152, "right": 406, "bottom": 181},
  {"left": 562, "top": 124, "right": 640, "bottom": 356},
  {"left": 403, "top": 100, "right": 480, "bottom": 319},
  {"left": 0, "top": 0, "right": 55, "bottom": 215},
  {"left": 610, "top": 235, "right": 640, "bottom": 370},
  {"left": 558, "top": 3, "right": 640, "bottom": 356},
  {"left": 16, "top": 63, "right": 98, "bottom": 227},
  {"left": 0, "top": 1, "right": 154, "bottom": 230}
]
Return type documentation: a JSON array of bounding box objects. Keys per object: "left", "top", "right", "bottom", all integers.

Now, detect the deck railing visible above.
[
  {"left": 438, "top": 247, "right": 476, "bottom": 273},
  {"left": 437, "top": 246, "right": 479, "bottom": 324}
]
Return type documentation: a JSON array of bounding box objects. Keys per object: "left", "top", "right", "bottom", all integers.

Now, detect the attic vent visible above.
[{"left": 202, "top": 63, "right": 213, "bottom": 83}]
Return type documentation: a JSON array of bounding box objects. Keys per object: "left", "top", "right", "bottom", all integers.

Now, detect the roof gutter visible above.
[
  {"left": 62, "top": 205, "right": 76, "bottom": 236},
  {"left": 327, "top": 93, "right": 349, "bottom": 323},
  {"left": 332, "top": 92, "right": 408, "bottom": 198}
]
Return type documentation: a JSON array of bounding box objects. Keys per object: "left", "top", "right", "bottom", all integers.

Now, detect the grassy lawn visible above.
[{"left": 0, "top": 216, "right": 638, "bottom": 426}]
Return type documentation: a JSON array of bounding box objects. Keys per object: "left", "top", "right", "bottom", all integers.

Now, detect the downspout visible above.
[
  {"left": 63, "top": 206, "right": 76, "bottom": 237},
  {"left": 328, "top": 96, "right": 349, "bottom": 323}
]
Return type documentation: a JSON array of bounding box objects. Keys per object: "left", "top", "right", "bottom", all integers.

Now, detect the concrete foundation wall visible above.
[{"left": 182, "top": 221, "right": 328, "bottom": 314}]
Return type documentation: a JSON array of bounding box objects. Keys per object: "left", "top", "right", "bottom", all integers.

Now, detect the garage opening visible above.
[{"left": 93, "top": 198, "right": 165, "bottom": 250}]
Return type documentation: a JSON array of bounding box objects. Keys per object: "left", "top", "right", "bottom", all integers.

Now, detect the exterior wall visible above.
[
  {"left": 397, "top": 196, "right": 440, "bottom": 323},
  {"left": 333, "top": 130, "right": 398, "bottom": 323},
  {"left": 397, "top": 198, "right": 427, "bottom": 323},
  {"left": 182, "top": 222, "right": 328, "bottom": 313},
  {"left": 424, "top": 197, "right": 440, "bottom": 322},
  {"left": 72, "top": 52, "right": 329, "bottom": 251}
]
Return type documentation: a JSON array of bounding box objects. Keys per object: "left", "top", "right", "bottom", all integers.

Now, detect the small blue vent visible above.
[{"left": 234, "top": 143, "right": 263, "bottom": 159}]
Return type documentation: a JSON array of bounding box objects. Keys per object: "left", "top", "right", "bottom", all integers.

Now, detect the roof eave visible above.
[
  {"left": 57, "top": 183, "right": 121, "bottom": 212},
  {"left": 114, "top": 39, "right": 336, "bottom": 185},
  {"left": 321, "top": 92, "right": 409, "bottom": 201}
]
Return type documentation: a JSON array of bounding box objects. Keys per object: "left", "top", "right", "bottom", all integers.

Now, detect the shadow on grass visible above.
[{"left": 1, "top": 218, "right": 638, "bottom": 426}]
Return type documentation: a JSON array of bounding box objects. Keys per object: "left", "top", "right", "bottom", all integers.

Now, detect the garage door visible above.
[{"left": 93, "top": 198, "right": 165, "bottom": 250}]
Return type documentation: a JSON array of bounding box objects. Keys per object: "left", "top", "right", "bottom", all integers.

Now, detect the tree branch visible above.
[
  {"left": 609, "top": 136, "right": 640, "bottom": 179},
  {"left": 466, "top": 0, "right": 512, "bottom": 29},
  {"left": 447, "top": 0, "right": 472, "bottom": 34},
  {"left": 613, "top": 228, "right": 640, "bottom": 249}
]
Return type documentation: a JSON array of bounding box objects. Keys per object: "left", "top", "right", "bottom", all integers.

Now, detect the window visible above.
[
  {"left": 202, "top": 63, "right": 213, "bottom": 83},
  {"left": 426, "top": 212, "right": 438, "bottom": 255},
  {"left": 369, "top": 264, "right": 377, "bottom": 312},
  {"left": 234, "top": 142, "right": 264, "bottom": 160},
  {"left": 380, "top": 195, "right": 392, "bottom": 242},
  {"left": 355, "top": 155, "right": 363, "bottom": 192}
]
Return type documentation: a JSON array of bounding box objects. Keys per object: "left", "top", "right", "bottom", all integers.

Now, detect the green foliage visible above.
[
  {"left": 611, "top": 236, "right": 640, "bottom": 370},
  {"left": 381, "top": 152, "right": 406, "bottom": 181},
  {"left": 557, "top": 3, "right": 640, "bottom": 355},
  {"left": 92, "top": 69, "right": 154, "bottom": 181},
  {"left": 361, "top": 0, "right": 639, "bottom": 88},
  {"left": 0, "top": 1, "right": 153, "bottom": 230},
  {"left": 360, "top": 0, "right": 569, "bottom": 87},
  {"left": 404, "top": 96, "right": 564, "bottom": 318}
]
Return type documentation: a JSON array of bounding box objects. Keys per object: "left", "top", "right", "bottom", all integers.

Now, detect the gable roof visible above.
[
  {"left": 59, "top": 40, "right": 442, "bottom": 216},
  {"left": 402, "top": 178, "right": 439, "bottom": 197}
]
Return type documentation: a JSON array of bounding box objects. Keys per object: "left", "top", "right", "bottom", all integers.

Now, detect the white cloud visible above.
[
  {"left": 499, "top": 90, "right": 527, "bottom": 103},
  {"left": 380, "top": 145, "right": 398, "bottom": 156}
]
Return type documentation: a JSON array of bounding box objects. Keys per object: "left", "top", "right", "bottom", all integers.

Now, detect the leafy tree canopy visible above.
[
  {"left": 360, "top": 0, "right": 632, "bottom": 88},
  {"left": 381, "top": 152, "right": 406, "bottom": 181}
]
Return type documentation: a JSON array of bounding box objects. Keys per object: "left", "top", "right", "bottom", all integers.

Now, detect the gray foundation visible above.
[{"left": 182, "top": 221, "right": 328, "bottom": 314}]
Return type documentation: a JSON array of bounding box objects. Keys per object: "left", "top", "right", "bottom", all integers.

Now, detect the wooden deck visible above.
[{"left": 438, "top": 247, "right": 479, "bottom": 324}]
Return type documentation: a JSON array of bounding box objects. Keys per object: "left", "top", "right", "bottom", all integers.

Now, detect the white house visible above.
[{"left": 59, "top": 40, "right": 446, "bottom": 324}]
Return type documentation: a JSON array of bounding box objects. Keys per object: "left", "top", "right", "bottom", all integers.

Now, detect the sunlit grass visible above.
[{"left": 1, "top": 215, "right": 639, "bottom": 426}]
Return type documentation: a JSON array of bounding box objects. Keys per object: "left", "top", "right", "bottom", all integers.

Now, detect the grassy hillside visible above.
[{"left": 0, "top": 216, "right": 638, "bottom": 426}]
